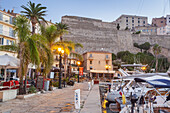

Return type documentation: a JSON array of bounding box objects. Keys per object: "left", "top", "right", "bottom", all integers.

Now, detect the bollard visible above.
[
  {"left": 74, "top": 89, "right": 80, "bottom": 109},
  {"left": 88, "top": 82, "right": 91, "bottom": 90}
]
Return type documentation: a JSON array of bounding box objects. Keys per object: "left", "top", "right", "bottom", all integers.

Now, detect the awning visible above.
[
  {"left": 90, "top": 70, "right": 115, "bottom": 74},
  {"left": 134, "top": 75, "right": 170, "bottom": 88}
]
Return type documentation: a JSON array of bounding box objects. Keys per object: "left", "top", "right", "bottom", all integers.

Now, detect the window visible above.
[
  {"left": 0, "top": 24, "right": 3, "bottom": 34},
  {"left": 132, "top": 24, "right": 134, "bottom": 26},
  {"left": 90, "top": 66, "right": 93, "bottom": 70},
  {"left": 138, "top": 21, "right": 140, "bottom": 23},
  {"left": 89, "top": 54, "right": 92, "bottom": 57},
  {"left": 143, "top": 21, "right": 145, "bottom": 24},
  {"left": 0, "top": 38, "right": 4, "bottom": 45},
  {"left": 90, "top": 60, "right": 92, "bottom": 64},
  {"left": 161, "top": 21, "right": 163, "bottom": 23},
  {"left": 98, "top": 61, "right": 100, "bottom": 64},
  {"left": 0, "top": 13, "right": 2, "bottom": 21},
  {"left": 132, "top": 20, "right": 134, "bottom": 23},
  {"left": 132, "top": 17, "right": 134, "bottom": 19},
  {"left": 151, "top": 29, "right": 152, "bottom": 32},
  {"left": 126, "top": 19, "right": 128, "bottom": 22},
  {"left": 106, "top": 55, "right": 109, "bottom": 58},
  {"left": 9, "top": 28, "right": 14, "bottom": 37},
  {"left": 106, "top": 61, "right": 109, "bottom": 64},
  {"left": 7, "top": 40, "right": 9, "bottom": 45}
]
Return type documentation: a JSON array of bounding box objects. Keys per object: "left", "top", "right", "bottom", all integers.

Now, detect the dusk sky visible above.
[{"left": 1, "top": 0, "right": 170, "bottom": 24}]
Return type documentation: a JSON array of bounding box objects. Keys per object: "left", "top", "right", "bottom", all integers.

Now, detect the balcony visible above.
[
  {"left": 0, "top": 30, "right": 15, "bottom": 39},
  {"left": 105, "top": 57, "right": 110, "bottom": 60}
]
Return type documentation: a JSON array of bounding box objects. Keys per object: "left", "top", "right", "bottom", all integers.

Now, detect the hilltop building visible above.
[
  {"left": 135, "top": 26, "right": 157, "bottom": 35},
  {"left": 116, "top": 14, "right": 148, "bottom": 30},
  {"left": 156, "top": 15, "right": 170, "bottom": 35},
  {"left": 152, "top": 16, "right": 166, "bottom": 27}
]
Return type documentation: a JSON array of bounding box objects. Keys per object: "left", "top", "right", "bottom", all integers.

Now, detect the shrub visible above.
[
  {"left": 28, "top": 86, "right": 36, "bottom": 94},
  {"left": 52, "top": 81, "right": 59, "bottom": 87}
]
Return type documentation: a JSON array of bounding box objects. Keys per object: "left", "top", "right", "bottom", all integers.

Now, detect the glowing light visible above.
[
  {"left": 58, "top": 48, "right": 61, "bottom": 52},
  {"left": 77, "top": 61, "right": 81, "bottom": 66},
  {"left": 141, "top": 66, "right": 147, "bottom": 71},
  {"left": 61, "top": 50, "right": 64, "bottom": 54}
]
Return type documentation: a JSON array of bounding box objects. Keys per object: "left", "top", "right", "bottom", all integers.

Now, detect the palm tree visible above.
[
  {"left": 56, "top": 22, "right": 69, "bottom": 41},
  {"left": 21, "top": 1, "right": 47, "bottom": 34},
  {"left": 52, "top": 41, "right": 83, "bottom": 78},
  {"left": 0, "top": 15, "right": 52, "bottom": 94},
  {"left": 153, "top": 44, "right": 161, "bottom": 72}
]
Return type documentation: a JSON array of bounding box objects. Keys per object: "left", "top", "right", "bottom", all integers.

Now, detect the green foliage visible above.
[
  {"left": 117, "top": 51, "right": 131, "bottom": 59},
  {"left": 133, "top": 42, "right": 151, "bottom": 52},
  {"left": 52, "top": 81, "right": 59, "bottom": 87},
  {"left": 133, "top": 43, "right": 139, "bottom": 48},
  {"left": 135, "top": 52, "right": 154, "bottom": 65},
  {"left": 135, "top": 31, "right": 141, "bottom": 34},
  {"left": 21, "top": 1, "right": 47, "bottom": 24},
  {"left": 112, "top": 53, "right": 116, "bottom": 61},
  {"left": 28, "top": 86, "right": 36, "bottom": 94},
  {"left": 139, "top": 42, "right": 151, "bottom": 51}
]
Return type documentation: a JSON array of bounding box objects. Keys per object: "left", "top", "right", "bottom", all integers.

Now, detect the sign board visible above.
[
  {"left": 50, "top": 72, "right": 54, "bottom": 79},
  {"left": 79, "top": 67, "right": 83, "bottom": 76},
  {"left": 36, "top": 76, "right": 44, "bottom": 89},
  {"left": 74, "top": 89, "right": 80, "bottom": 109}
]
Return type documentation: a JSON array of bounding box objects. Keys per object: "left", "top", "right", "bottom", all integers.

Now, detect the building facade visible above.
[
  {"left": 116, "top": 14, "right": 148, "bottom": 30},
  {"left": 0, "top": 9, "right": 17, "bottom": 57},
  {"left": 83, "top": 51, "right": 115, "bottom": 79},
  {"left": 156, "top": 15, "right": 170, "bottom": 35},
  {"left": 135, "top": 26, "right": 157, "bottom": 35},
  {"left": 152, "top": 16, "right": 166, "bottom": 27}
]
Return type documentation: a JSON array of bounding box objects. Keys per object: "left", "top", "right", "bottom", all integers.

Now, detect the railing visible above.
[{"left": 0, "top": 30, "right": 15, "bottom": 38}]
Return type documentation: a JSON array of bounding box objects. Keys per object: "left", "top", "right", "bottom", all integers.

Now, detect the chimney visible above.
[
  {"left": 50, "top": 19, "right": 51, "bottom": 22},
  {"left": 11, "top": 9, "right": 14, "bottom": 13},
  {"left": 7, "top": 10, "right": 10, "bottom": 13},
  {"left": 3, "top": 9, "right": 5, "bottom": 12}
]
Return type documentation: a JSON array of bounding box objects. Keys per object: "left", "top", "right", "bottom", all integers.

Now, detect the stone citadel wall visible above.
[
  {"left": 62, "top": 16, "right": 170, "bottom": 60},
  {"left": 62, "top": 16, "right": 135, "bottom": 54}
]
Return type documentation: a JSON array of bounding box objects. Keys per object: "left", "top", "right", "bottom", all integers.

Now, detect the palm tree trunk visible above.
[
  {"left": 156, "top": 55, "right": 158, "bottom": 72},
  {"left": 32, "top": 24, "right": 35, "bottom": 34},
  {"left": 19, "top": 47, "right": 25, "bottom": 95}
]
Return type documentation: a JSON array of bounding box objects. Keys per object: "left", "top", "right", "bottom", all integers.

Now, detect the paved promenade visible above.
[
  {"left": 0, "top": 83, "right": 90, "bottom": 113},
  {"left": 80, "top": 85, "right": 102, "bottom": 113}
]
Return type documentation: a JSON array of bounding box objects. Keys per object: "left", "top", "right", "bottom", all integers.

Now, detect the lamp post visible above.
[
  {"left": 76, "top": 61, "right": 81, "bottom": 83},
  {"left": 58, "top": 48, "right": 64, "bottom": 89}
]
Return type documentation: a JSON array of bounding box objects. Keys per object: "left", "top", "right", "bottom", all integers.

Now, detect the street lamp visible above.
[
  {"left": 105, "top": 65, "right": 111, "bottom": 80},
  {"left": 58, "top": 47, "right": 64, "bottom": 89},
  {"left": 141, "top": 66, "right": 147, "bottom": 71},
  {"left": 76, "top": 61, "right": 81, "bottom": 83}
]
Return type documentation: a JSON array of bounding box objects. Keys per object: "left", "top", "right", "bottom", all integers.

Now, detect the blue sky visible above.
[{"left": 1, "top": 0, "right": 170, "bottom": 24}]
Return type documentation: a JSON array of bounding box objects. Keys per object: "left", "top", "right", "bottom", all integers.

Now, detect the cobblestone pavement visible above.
[{"left": 0, "top": 82, "right": 90, "bottom": 113}]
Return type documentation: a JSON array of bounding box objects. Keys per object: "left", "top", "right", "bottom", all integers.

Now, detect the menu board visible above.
[{"left": 36, "top": 76, "right": 44, "bottom": 89}]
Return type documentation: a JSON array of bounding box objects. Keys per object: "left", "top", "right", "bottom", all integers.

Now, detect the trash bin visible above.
[{"left": 44, "top": 80, "right": 50, "bottom": 91}]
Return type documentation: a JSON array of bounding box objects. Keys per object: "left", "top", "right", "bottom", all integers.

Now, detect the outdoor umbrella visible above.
[{"left": 0, "top": 54, "right": 20, "bottom": 81}]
